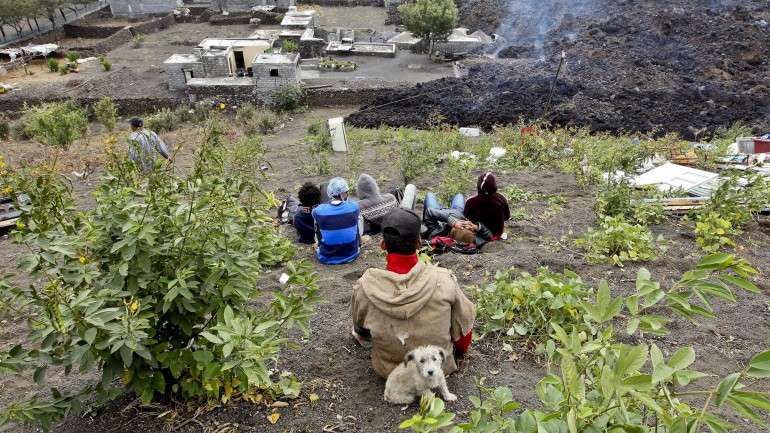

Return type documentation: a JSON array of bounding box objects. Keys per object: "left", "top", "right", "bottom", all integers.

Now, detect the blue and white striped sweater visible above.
[{"left": 312, "top": 201, "right": 361, "bottom": 265}]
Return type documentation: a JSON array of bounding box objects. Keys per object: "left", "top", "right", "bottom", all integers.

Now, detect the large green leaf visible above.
[{"left": 715, "top": 373, "right": 741, "bottom": 406}]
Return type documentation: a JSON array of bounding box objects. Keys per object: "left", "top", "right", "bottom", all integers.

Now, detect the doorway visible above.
[{"left": 234, "top": 50, "right": 246, "bottom": 70}]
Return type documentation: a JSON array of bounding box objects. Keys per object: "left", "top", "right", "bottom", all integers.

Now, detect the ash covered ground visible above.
[{"left": 348, "top": 0, "right": 770, "bottom": 137}]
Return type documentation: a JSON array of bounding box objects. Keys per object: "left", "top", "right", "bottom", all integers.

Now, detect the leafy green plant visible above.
[
  {"left": 0, "top": 120, "right": 319, "bottom": 430},
  {"left": 22, "top": 102, "right": 88, "bottom": 149},
  {"left": 695, "top": 212, "right": 738, "bottom": 253},
  {"left": 99, "top": 56, "right": 111, "bottom": 72},
  {"left": 0, "top": 114, "right": 8, "bottom": 140},
  {"left": 273, "top": 84, "right": 306, "bottom": 112},
  {"left": 398, "top": 0, "right": 458, "bottom": 58},
  {"left": 437, "top": 155, "right": 475, "bottom": 202},
  {"left": 470, "top": 268, "right": 592, "bottom": 355},
  {"left": 245, "top": 110, "right": 279, "bottom": 135},
  {"left": 302, "top": 119, "right": 332, "bottom": 175},
  {"left": 132, "top": 33, "right": 145, "bottom": 48},
  {"left": 691, "top": 173, "right": 770, "bottom": 252},
  {"left": 235, "top": 103, "right": 258, "bottom": 125},
  {"left": 65, "top": 51, "right": 79, "bottom": 63},
  {"left": 282, "top": 39, "right": 299, "bottom": 53},
  {"left": 144, "top": 108, "right": 179, "bottom": 133},
  {"left": 47, "top": 58, "right": 59, "bottom": 73},
  {"left": 595, "top": 181, "right": 666, "bottom": 225},
  {"left": 575, "top": 216, "right": 664, "bottom": 266},
  {"left": 403, "top": 255, "right": 767, "bottom": 433},
  {"left": 93, "top": 97, "right": 117, "bottom": 131},
  {"left": 173, "top": 103, "right": 209, "bottom": 123},
  {"left": 399, "top": 392, "right": 455, "bottom": 432}
]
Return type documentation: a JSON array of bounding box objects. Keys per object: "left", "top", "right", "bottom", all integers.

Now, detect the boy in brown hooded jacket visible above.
[{"left": 350, "top": 208, "right": 475, "bottom": 378}]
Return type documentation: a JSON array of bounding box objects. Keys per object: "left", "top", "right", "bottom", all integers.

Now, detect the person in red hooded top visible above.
[{"left": 463, "top": 172, "right": 510, "bottom": 240}]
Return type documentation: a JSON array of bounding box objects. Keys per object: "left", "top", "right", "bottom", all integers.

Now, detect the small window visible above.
[{"left": 270, "top": 68, "right": 279, "bottom": 77}]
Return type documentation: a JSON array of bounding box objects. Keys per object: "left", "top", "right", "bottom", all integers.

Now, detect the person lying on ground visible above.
[
  {"left": 463, "top": 172, "right": 510, "bottom": 240},
  {"left": 421, "top": 192, "right": 493, "bottom": 247},
  {"left": 357, "top": 173, "right": 399, "bottom": 235},
  {"left": 350, "top": 207, "right": 475, "bottom": 378},
  {"left": 127, "top": 117, "right": 170, "bottom": 173},
  {"left": 313, "top": 177, "right": 361, "bottom": 265},
  {"left": 280, "top": 182, "right": 322, "bottom": 244}
]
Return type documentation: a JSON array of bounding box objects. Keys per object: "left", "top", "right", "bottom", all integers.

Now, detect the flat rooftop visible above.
[
  {"left": 198, "top": 38, "right": 272, "bottom": 49},
  {"left": 187, "top": 77, "right": 254, "bottom": 87},
  {"left": 281, "top": 11, "right": 315, "bottom": 27},
  {"left": 164, "top": 53, "right": 200, "bottom": 64},
  {"left": 253, "top": 53, "right": 299, "bottom": 64}
]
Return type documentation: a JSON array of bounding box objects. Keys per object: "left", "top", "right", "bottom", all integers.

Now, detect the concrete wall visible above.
[
  {"left": 253, "top": 62, "right": 299, "bottom": 89},
  {"left": 165, "top": 61, "right": 204, "bottom": 90},
  {"left": 202, "top": 51, "right": 233, "bottom": 77},
  {"left": 109, "top": 0, "right": 177, "bottom": 17}
]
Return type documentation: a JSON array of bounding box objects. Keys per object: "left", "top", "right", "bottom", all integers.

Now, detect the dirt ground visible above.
[{"left": 1, "top": 107, "right": 768, "bottom": 432}]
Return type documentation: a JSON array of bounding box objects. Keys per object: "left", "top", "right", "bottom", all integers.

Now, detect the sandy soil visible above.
[{"left": 1, "top": 108, "right": 768, "bottom": 432}]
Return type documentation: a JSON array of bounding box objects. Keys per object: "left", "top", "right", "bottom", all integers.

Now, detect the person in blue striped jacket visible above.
[{"left": 312, "top": 177, "right": 361, "bottom": 265}]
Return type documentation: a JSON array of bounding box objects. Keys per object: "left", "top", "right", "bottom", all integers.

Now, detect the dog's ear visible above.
[
  {"left": 438, "top": 348, "right": 446, "bottom": 362},
  {"left": 405, "top": 351, "right": 415, "bottom": 365}
]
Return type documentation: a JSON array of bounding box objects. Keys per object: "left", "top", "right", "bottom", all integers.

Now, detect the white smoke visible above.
[{"left": 493, "top": 0, "right": 601, "bottom": 58}]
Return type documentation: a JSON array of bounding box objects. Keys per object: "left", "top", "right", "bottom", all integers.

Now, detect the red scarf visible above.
[{"left": 386, "top": 253, "right": 419, "bottom": 274}]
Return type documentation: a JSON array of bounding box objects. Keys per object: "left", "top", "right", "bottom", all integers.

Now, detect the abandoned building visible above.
[
  {"left": 386, "top": 28, "right": 497, "bottom": 54},
  {"left": 108, "top": 0, "right": 176, "bottom": 17}
]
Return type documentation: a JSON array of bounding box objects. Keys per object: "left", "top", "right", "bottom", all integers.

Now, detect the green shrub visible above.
[
  {"left": 65, "top": 51, "right": 79, "bottom": 63},
  {"left": 173, "top": 103, "right": 209, "bottom": 123},
  {"left": 695, "top": 212, "right": 738, "bottom": 253},
  {"left": 235, "top": 103, "right": 257, "bottom": 125},
  {"left": 47, "top": 58, "right": 59, "bottom": 73},
  {"left": 282, "top": 39, "right": 299, "bottom": 53},
  {"left": 144, "top": 108, "right": 178, "bottom": 133},
  {"left": 0, "top": 114, "right": 9, "bottom": 140},
  {"left": 59, "top": 63, "right": 70, "bottom": 75},
  {"left": 470, "top": 268, "right": 592, "bottom": 355},
  {"left": 436, "top": 155, "right": 475, "bottom": 203},
  {"left": 575, "top": 215, "right": 664, "bottom": 266},
  {"left": 132, "top": 33, "right": 145, "bottom": 48},
  {"left": 245, "top": 110, "right": 279, "bottom": 135},
  {"left": 0, "top": 121, "right": 319, "bottom": 429},
  {"left": 23, "top": 102, "right": 88, "bottom": 149},
  {"left": 99, "top": 56, "right": 112, "bottom": 72},
  {"left": 273, "top": 84, "right": 306, "bottom": 112},
  {"left": 404, "top": 255, "right": 766, "bottom": 433},
  {"left": 93, "top": 97, "right": 117, "bottom": 131},
  {"left": 301, "top": 119, "right": 332, "bottom": 175}
]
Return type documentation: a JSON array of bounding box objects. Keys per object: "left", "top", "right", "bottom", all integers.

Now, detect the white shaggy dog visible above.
[{"left": 384, "top": 345, "right": 457, "bottom": 404}]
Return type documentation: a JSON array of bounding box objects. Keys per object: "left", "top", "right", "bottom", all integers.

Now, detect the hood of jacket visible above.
[
  {"left": 358, "top": 261, "right": 437, "bottom": 320},
  {"left": 357, "top": 173, "right": 381, "bottom": 201}
]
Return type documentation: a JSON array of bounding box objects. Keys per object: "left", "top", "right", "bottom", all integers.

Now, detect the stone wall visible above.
[
  {"left": 63, "top": 23, "right": 124, "bottom": 39},
  {"left": 209, "top": 13, "right": 253, "bottom": 25},
  {"left": 187, "top": 83, "right": 273, "bottom": 107},
  {"left": 131, "top": 12, "right": 176, "bottom": 34},
  {"left": 0, "top": 96, "right": 181, "bottom": 116},
  {"left": 202, "top": 52, "right": 232, "bottom": 77},
  {"left": 298, "top": 0, "right": 383, "bottom": 5},
  {"left": 109, "top": 0, "right": 177, "bottom": 17},
  {"left": 165, "top": 61, "right": 204, "bottom": 90}
]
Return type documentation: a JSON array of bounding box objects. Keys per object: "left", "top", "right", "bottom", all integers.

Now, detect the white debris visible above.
[
  {"left": 76, "top": 57, "right": 98, "bottom": 64},
  {"left": 487, "top": 146, "right": 507, "bottom": 163},
  {"left": 450, "top": 150, "right": 476, "bottom": 161},
  {"left": 459, "top": 127, "right": 480, "bottom": 137},
  {"left": 278, "top": 273, "right": 290, "bottom": 285}
]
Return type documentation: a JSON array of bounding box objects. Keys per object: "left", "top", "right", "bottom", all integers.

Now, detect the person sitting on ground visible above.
[
  {"left": 463, "top": 172, "right": 511, "bottom": 240},
  {"left": 312, "top": 177, "right": 361, "bottom": 265},
  {"left": 281, "top": 182, "right": 322, "bottom": 244},
  {"left": 350, "top": 208, "right": 475, "bottom": 378},
  {"left": 127, "top": 117, "right": 170, "bottom": 173},
  {"left": 357, "top": 173, "right": 399, "bottom": 235},
  {"left": 422, "top": 192, "right": 493, "bottom": 247}
]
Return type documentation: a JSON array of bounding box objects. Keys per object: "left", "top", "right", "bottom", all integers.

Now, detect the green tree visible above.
[
  {"left": 398, "top": 0, "right": 457, "bottom": 58},
  {"left": 0, "top": 0, "right": 38, "bottom": 40}
]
